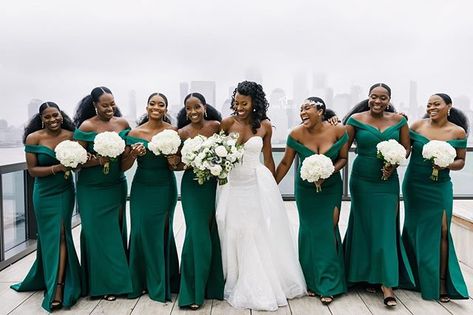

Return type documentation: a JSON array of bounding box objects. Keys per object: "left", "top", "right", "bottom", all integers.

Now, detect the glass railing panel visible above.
[{"left": 2, "top": 171, "right": 26, "bottom": 251}]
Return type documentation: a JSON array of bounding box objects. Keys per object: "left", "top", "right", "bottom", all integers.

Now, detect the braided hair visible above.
[{"left": 231, "top": 81, "right": 269, "bottom": 134}]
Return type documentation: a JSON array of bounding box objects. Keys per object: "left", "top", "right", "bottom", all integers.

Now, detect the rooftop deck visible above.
[{"left": 1, "top": 201, "right": 473, "bottom": 314}]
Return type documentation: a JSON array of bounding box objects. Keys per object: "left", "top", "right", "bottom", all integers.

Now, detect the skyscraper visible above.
[
  {"left": 27, "top": 98, "right": 43, "bottom": 120},
  {"left": 180, "top": 82, "right": 189, "bottom": 105}
]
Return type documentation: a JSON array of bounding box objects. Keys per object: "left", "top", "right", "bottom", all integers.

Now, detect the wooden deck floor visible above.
[{"left": 1, "top": 201, "right": 473, "bottom": 315}]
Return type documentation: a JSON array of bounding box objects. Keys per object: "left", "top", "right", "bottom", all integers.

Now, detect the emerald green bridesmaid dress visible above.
[
  {"left": 287, "top": 133, "right": 348, "bottom": 297},
  {"left": 343, "top": 117, "right": 415, "bottom": 288},
  {"left": 73, "top": 129, "right": 132, "bottom": 297},
  {"left": 178, "top": 169, "right": 225, "bottom": 307},
  {"left": 126, "top": 135, "right": 180, "bottom": 302},
  {"left": 11, "top": 145, "right": 82, "bottom": 312},
  {"left": 401, "top": 130, "right": 468, "bottom": 299}
]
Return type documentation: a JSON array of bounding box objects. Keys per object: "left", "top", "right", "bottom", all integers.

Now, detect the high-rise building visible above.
[
  {"left": 27, "top": 98, "right": 43, "bottom": 120},
  {"left": 190, "top": 81, "right": 216, "bottom": 106},
  {"left": 180, "top": 82, "right": 189, "bottom": 105},
  {"left": 268, "top": 88, "right": 289, "bottom": 144}
]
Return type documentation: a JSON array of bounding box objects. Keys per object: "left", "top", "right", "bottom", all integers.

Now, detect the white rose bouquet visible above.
[
  {"left": 54, "top": 140, "right": 88, "bottom": 179},
  {"left": 422, "top": 140, "right": 456, "bottom": 181},
  {"left": 300, "top": 154, "right": 335, "bottom": 192},
  {"left": 376, "top": 139, "right": 407, "bottom": 180},
  {"left": 93, "top": 131, "right": 126, "bottom": 174},
  {"left": 148, "top": 129, "right": 181, "bottom": 156},
  {"left": 181, "top": 132, "right": 244, "bottom": 185}
]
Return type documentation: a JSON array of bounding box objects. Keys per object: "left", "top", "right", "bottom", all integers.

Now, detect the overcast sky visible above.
[{"left": 1, "top": 0, "right": 472, "bottom": 125}]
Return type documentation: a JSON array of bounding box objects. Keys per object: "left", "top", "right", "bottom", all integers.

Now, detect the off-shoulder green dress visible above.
[
  {"left": 126, "top": 135, "right": 180, "bottom": 302},
  {"left": 401, "top": 130, "right": 468, "bottom": 299},
  {"left": 178, "top": 169, "right": 224, "bottom": 307},
  {"left": 287, "top": 133, "right": 348, "bottom": 297},
  {"left": 11, "top": 145, "right": 82, "bottom": 312},
  {"left": 343, "top": 117, "right": 414, "bottom": 288},
  {"left": 73, "top": 129, "right": 132, "bottom": 297}
]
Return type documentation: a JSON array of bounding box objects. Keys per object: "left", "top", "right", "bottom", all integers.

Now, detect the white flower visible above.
[
  {"left": 181, "top": 135, "right": 206, "bottom": 166},
  {"left": 148, "top": 129, "right": 181, "bottom": 156},
  {"left": 215, "top": 145, "right": 228, "bottom": 157},
  {"left": 210, "top": 164, "right": 223, "bottom": 176},
  {"left": 422, "top": 140, "right": 456, "bottom": 168},
  {"left": 300, "top": 154, "right": 335, "bottom": 183},
  {"left": 376, "top": 139, "right": 407, "bottom": 166},
  {"left": 55, "top": 140, "right": 88, "bottom": 168},
  {"left": 93, "top": 131, "right": 126, "bottom": 158}
]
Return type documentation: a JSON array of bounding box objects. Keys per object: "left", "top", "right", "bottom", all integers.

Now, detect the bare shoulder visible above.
[
  {"left": 207, "top": 120, "right": 221, "bottom": 129},
  {"left": 164, "top": 122, "right": 178, "bottom": 132},
  {"left": 332, "top": 123, "right": 347, "bottom": 136},
  {"left": 220, "top": 116, "right": 235, "bottom": 132},
  {"left": 350, "top": 112, "right": 364, "bottom": 121},
  {"left": 178, "top": 125, "right": 190, "bottom": 139},
  {"left": 115, "top": 117, "right": 130, "bottom": 129},
  {"left": 261, "top": 119, "right": 272, "bottom": 129},
  {"left": 62, "top": 129, "right": 74, "bottom": 139},
  {"left": 451, "top": 123, "right": 467, "bottom": 139},
  {"left": 128, "top": 126, "right": 143, "bottom": 138},
  {"left": 25, "top": 131, "right": 40, "bottom": 145},
  {"left": 78, "top": 119, "right": 95, "bottom": 132},
  {"left": 409, "top": 119, "right": 426, "bottom": 131},
  {"left": 289, "top": 125, "right": 304, "bottom": 139}
]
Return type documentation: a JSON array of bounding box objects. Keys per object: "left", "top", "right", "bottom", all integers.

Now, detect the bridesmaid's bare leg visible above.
[
  {"left": 53, "top": 224, "right": 67, "bottom": 308},
  {"left": 439, "top": 211, "right": 450, "bottom": 302}
]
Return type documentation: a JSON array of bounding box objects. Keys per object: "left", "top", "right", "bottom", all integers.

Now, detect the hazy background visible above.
[{"left": 1, "top": 0, "right": 472, "bottom": 147}]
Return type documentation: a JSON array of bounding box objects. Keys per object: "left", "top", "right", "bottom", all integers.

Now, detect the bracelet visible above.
[{"left": 51, "top": 165, "right": 56, "bottom": 175}]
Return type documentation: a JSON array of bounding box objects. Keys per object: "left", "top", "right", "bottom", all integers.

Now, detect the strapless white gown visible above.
[{"left": 216, "top": 136, "right": 307, "bottom": 311}]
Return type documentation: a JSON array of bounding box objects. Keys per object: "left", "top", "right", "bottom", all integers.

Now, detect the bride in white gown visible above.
[{"left": 216, "top": 81, "right": 306, "bottom": 311}]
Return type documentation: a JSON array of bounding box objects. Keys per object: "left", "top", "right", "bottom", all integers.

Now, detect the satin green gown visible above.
[
  {"left": 126, "top": 135, "right": 180, "bottom": 302},
  {"left": 11, "top": 145, "right": 82, "bottom": 312},
  {"left": 287, "top": 133, "right": 348, "bottom": 297},
  {"left": 178, "top": 169, "right": 225, "bottom": 307},
  {"left": 343, "top": 117, "right": 414, "bottom": 288},
  {"left": 401, "top": 130, "right": 469, "bottom": 299},
  {"left": 73, "top": 129, "right": 132, "bottom": 297}
]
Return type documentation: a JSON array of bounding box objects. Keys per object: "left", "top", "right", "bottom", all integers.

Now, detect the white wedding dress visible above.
[{"left": 216, "top": 136, "right": 307, "bottom": 311}]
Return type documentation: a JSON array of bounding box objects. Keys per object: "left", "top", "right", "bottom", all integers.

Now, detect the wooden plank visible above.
[
  {"left": 288, "top": 296, "right": 331, "bottom": 314},
  {"left": 131, "top": 295, "right": 174, "bottom": 315},
  {"left": 460, "top": 262, "right": 473, "bottom": 298},
  {"left": 8, "top": 291, "right": 49, "bottom": 315},
  {"left": 252, "top": 304, "right": 291, "bottom": 315},
  {"left": 328, "top": 290, "right": 372, "bottom": 315},
  {"left": 210, "top": 299, "right": 250, "bottom": 315},
  {"left": 170, "top": 297, "right": 211, "bottom": 315},
  {"left": 0, "top": 253, "right": 35, "bottom": 282},
  {"left": 439, "top": 298, "right": 473, "bottom": 315},
  {"left": 393, "top": 289, "right": 450, "bottom": 314},
  {"left": 357, "top": 288, "right": 411, "bottom": 314},
  {"left": 55, "top": 296, "right": 101, "bottom": 315},
  {"left": 0, "top": 282, "right": 35, "bottom": 315},
  {"left": 90, "top": 296, "right": 139, "bottom": 315}
]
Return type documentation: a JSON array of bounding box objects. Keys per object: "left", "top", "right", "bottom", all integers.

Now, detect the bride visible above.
[{"left": 216, "top": 81, "right": 307, "bottom": 311}]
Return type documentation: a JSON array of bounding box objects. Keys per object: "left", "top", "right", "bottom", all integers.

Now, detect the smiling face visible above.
[
  {"left": 185, "top": 96, "right": 206, "bottom": 124},
  {"left": 427, "top": 94, "right": 451, "bottom": 120},
  {"left": 41, "top": 107, "right": 63, "bottom": 131},
  {"left": 300, "top": 100, "right": 323, "bottom": 128},
  {"left": 368, "top": 86, "right": 390, "bottom": 114},
  {"left": 95, "top": 93, "right": 116, "bottom": 120},
  {"left": 147, "top": 94, "right": 167, "bottom": 120},
  {"left": 233, "top": 92, "right": 253, "bottom": 120}
]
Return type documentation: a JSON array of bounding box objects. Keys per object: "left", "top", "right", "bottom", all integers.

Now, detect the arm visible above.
[
  {"left": 25, "top": 135, "right": 66, "bottom": 177},
  {"left": 275, "top": 146, "right": 296, "bottom": 183},
  {"left": 399, "top": 123, "right": 411, "bottom": 158},
  {"left": 262, "top": 121, "right": 276, "bottom": 176},
  {"left": 121, "top": 144, "right": 145, "bottom": 171},
  {"left": 345, "top": 124, "right": 356, "bottom": 148},
  {"left": 448, "top": 148, "right": 466, "bottom": 171}
]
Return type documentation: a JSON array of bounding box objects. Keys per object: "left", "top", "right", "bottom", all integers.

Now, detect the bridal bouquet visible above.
[
  {"left": 54, "top": 140, "right": 88, "bottom": 179},
  {"left": 148, "top": 129, "right": 181, "bottom": 156},
  {"left": 376, "top": 139, "right": 407, "bottom": 180},
  {"left": 93, "top": 131, "right": 126, "bottom": 174},
  {"left": 181, "top": 132, "right": 244, "bottom": 185},
  {"left": 422, "top": 140, "right": 456, "bottom": 181},
  {"left": 300, "top": 154, "right": 335, "bottom": 192}
]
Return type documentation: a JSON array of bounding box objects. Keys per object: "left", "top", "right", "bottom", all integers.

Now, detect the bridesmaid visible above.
[
  {"left": 342, "top": 83, "right": 415, "bottom": 306},
  {"left": 11, "top": 102, "right": 81, "bottom": 311},
  {"left": 73, "top": 87, "right": 132, "bottom": 300},
  {"left": 121, "top": 92, "right": 180, "bottom": 302},
  {"left": 275, "top": 97, "right": 348, "bottom": 305},
  {"left": 175, "top": 93, "right": 225, "bottom": 309},
  {"left": 401, "top": 93, "right": 469, "bottom": 302}
]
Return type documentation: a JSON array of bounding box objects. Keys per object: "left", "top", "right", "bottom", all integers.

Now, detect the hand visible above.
[
  {"left": 96, "top": 155, "right": 110, "bottom": 166},
  {"left": 381, "top": 163, "right": 396, "bottom": 180},
  {"left": 327, "top": 116, "right": 340, "bottom": 126},
  {"left": 130, "top": 143, "right": 146, "bottom": 158},
  {"left": 316, "top": 178, "right": 325, "bottom": 187},
  {"left": 167, "top": 154, "right": 180, "bottom": 169},
  {"left": 433, "top": 164, "right": 447, "bottom": 171}
]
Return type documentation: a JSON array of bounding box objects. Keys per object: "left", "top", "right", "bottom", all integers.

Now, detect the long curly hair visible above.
[
  {"left": 422, "top": 93, "right": 469, "bottom": 134},
  {"left": 137, "top": 92, "right": 172, "bottom": 125},
  {"left": 342, "top": 83, "right": 396, "bottom": 124},
  {"left": 231, "top": 81, "right": 269, "bottom": 134},
  {"left": 73, "top": 86, "right": 123, "bottom": 127},
  {"left": 23, "top": 102, "right": 75, "bottom": 143},
  {"left": 176, "top": 92, "right": 222, "bottom": 129}
]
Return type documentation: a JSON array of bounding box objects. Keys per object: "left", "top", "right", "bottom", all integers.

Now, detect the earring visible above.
[
  {"left": 386, "top": 104, "right": 390, "bottom": 110},
  {"left": 204, "top": 111, "right": 208, "bottom": 118},
  {"left": 42, "top": 121, "right": 45, "bottom": 128},
  {"left": 95, "top": 107, "right": 98, "bottom": 115},
  {"left": 186, "top": 115, "right": 190, "bottom": 121},
  {"left": 448, "top": 109, "right": 451, "bottom": 116}
]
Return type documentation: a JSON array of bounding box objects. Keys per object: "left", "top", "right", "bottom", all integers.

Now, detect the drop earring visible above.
[
  {"left": 204, "top": 111, "right": 208, "bottom": 118},
  {"left": 42, "top": 121, "right": 45, "bottom": 128},
  {"left": 448, "top": 109, "right": 451, "bottom": 116}
]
